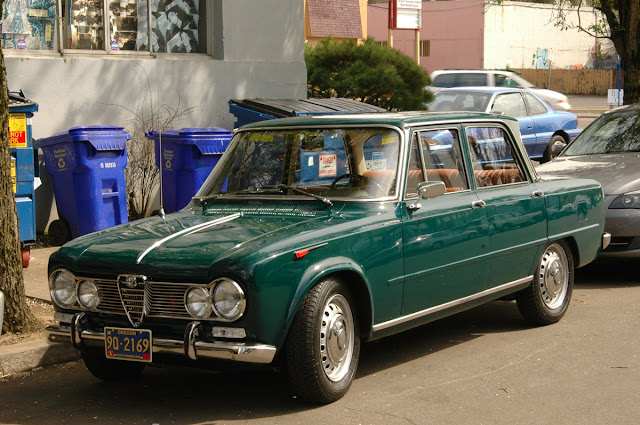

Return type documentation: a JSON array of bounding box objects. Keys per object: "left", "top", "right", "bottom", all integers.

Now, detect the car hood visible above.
[
  {"left": 536, "top": 153, "right": 640, "bottom": 195},
  {"left": 51, "top": 206, "right": 340, "bottom": 279}
]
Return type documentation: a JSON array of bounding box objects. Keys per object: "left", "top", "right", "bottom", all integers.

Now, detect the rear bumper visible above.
[{"left": 46, "top": 313, "right": 277, "bottom": 364}]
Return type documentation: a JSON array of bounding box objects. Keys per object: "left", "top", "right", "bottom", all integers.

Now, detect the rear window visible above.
[{"left": 433, "top": 73, "right": 488, "bottom": 88}]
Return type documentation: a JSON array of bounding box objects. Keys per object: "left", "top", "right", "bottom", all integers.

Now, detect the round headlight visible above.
[
  {"left": 185, "top": 287, "right": 212, "bottom": 318},
  {"left": 49, "top": 269, "right": 77, "bottom": 307},
  {"left": 77, "top": 280, "right": 100, "bottom": 309},
  {"left": 212, "top": 279, "right": 246, "bottom": 321}
]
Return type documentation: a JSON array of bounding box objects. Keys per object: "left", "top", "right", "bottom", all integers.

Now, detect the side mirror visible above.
[
  {"left": 408, "top": 181, "right": 446, "bottom": 212},
  {"left": 417, "top": 181, "right": 446, "bottom": 199}
]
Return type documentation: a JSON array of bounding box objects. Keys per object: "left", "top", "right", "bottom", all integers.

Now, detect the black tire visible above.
[
  {"left": 285, "top": 277, "right": 360, "bottom": 404},
  {"left": 517, "top": 240, "right": 574, "bottom": 326},
  {"left": 542, "top": 135, "right": 567, "bottom": 163},
  {"left": 81, "top": 348, "right": 146, "bottom": 381}
]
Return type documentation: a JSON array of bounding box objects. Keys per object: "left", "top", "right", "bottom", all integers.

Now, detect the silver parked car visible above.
[
  {"left": 429, "top": 69, "right": 572, "bottom": 111},
  {"left": 536, "top": 104, "right": 640, "bottom": 257}
]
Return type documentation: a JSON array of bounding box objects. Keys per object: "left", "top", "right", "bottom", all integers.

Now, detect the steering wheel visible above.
[{"left": 329, "top": 173, "right": 386, "bottom": 195}]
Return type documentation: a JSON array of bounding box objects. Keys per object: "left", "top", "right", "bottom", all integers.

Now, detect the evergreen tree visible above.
[{"left": 306, "top": 37, "right": 433, "bottom": 111}]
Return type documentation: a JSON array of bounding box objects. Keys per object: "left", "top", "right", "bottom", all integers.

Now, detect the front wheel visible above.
[
  {"left": 285, "top": 277, "right": 360, "bottom": 404},
  {"left": 517, "top": 241, "right": 574, "bottom": 326}
]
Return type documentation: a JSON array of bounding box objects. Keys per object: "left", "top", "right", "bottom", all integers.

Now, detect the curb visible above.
[{"left": 0, "top": 338, "right": 80, "bottom": 377}]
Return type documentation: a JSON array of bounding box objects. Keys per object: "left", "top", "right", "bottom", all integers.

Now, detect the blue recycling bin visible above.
[
  {"left": 37, "top": 126, "right": 130, "bottom": 245},
  {"left": 146, "top": 127, "right": 231, "bottom": 213},
  {"left": 8, "top": 90, "right": 38, "bottom": 266}
]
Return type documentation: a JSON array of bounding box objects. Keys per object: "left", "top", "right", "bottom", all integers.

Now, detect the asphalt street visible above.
[{"left": 1, "top": 261, "right": 638, "bottom": 425}]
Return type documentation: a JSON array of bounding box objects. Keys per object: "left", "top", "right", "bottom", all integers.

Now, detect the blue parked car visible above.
[{"left": 428, "top": 87, "right": 581, "bottom": 162}]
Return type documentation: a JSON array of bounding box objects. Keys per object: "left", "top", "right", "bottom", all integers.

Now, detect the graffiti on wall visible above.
[{"left": 532, "top": 47, "right": 553, "bottom": 69}]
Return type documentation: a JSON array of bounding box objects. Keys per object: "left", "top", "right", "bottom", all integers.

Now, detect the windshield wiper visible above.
[
  {"left": 234, "top": 187, "right": 282, "bottom": 195},
  {"left": 278, "top": 184, "right": 333, "bottom": 207}
]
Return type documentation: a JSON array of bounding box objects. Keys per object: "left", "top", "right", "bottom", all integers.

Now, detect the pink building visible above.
[{"left": 368, "top": 1, "right": 484, "bottom": 74}]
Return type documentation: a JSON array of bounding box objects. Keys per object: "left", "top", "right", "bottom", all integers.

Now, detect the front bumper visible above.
[{"left": 46, "top": 313, "right": 277, "bottom": 364}]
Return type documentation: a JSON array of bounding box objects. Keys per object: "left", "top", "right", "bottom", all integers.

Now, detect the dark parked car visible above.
[
  {"left": 428, "top": 87, "right": 581, "bottom": 162},
  {"left": 537, "top": 103, "right": 640, "bottom": 258},
  {"left": 47, "top": 111, "right": 608, "bottom": 403}
]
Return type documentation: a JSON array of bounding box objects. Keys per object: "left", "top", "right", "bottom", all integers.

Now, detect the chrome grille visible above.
[{"left": 82, "top": 278, "right": 194, "bottom": 320}]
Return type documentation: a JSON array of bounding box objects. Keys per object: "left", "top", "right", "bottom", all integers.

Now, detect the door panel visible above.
[
  {"left": 401, "top": 128, "right": 490, "bottom": 315},
  {"left": 466, "top": 125, "right": 547, "bottom": 287}
]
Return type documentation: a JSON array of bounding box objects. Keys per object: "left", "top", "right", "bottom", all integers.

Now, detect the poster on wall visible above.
[
  {"left": 1, "top": 0, "right": 56, "bottom": 50},
  {"left": 136, "top": 0, "right": 199, "bottom": 53}
]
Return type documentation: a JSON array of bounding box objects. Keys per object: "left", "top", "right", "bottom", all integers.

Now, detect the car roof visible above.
[
  {"left": 431, "top": 69, "right": 517, "bottom": 76},
  {"left": 435, "top": 87, "right": 528, "bottom": 94},
  {"left": 236, "top": 111, "right": 519, "bottom": 130}
]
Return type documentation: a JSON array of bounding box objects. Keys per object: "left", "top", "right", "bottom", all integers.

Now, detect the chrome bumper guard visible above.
[
  {"left": 602, "top": 232, "right": 611, "bottom": 250},
  {"left": 46, "top": 313, "right": 276, "bottom": 364}
]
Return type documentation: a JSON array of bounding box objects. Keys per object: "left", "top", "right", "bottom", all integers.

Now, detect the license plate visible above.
[{"left": 104, "top": 327, "right": 152, "bottom": 363}]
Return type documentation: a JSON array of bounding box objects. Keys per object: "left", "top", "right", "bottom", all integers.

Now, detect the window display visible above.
[
  {"left": 109, "top": 0, "right": 138, "bottom": 50},
  {"left": 1, "top": 0, "right": 56, "bottom": 50},
  {"left": 67, "top": 0, "right": 104, "bottom": 50},
  {"left": 1, "top": 0, "right": 205, "bottom": 53},
  {"left": 136, "top": 0, "right": 201, "bottom": 53}
]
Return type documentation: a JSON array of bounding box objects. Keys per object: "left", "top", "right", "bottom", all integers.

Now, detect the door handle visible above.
[
  {"left": 471, "top": 200, "right": 486, "bottom": 209},
  {"left": 532, "top": 190, "right": 544, "bottom": 198}
]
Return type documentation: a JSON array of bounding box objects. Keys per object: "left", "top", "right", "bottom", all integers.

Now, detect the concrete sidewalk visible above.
[{"left": 0, "top": 247, "right": 80, "bottom": 377}]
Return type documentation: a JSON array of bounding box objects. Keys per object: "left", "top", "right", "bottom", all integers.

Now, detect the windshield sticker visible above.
[
  {"left": 366, "top": 159, "right": 387, "bottom": 171},
  {"left": 248, "top": 133, "right": 274, "bottom": 142},
  {"left": 382, "top": 134, "right": 399, "bottom": 145},
  {"left": 319, "top": 154, "right": 337, "bottom": 177}
]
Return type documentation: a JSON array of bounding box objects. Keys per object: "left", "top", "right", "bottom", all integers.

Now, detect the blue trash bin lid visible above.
[
  {"left": 38, "top": 126, "right": 131, "bottom": 151},
  {"left": 146, "top": 127, "right": 231, "bottom": 154}
]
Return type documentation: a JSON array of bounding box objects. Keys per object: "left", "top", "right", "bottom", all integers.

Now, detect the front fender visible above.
[{"left": 283, "top": 256, "right": 373, "bottom": 336}]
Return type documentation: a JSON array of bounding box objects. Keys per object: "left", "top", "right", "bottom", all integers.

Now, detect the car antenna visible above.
[
  {"left": 158, "top": 130, "right": 166, "bottom": 220},
  {"left": 157, "top": 69, "right": 166, "bottom": 220}
]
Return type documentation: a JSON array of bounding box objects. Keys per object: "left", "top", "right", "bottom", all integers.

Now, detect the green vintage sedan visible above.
[{"left": 46, "top": 111, "right": 609, "bottom": 403}]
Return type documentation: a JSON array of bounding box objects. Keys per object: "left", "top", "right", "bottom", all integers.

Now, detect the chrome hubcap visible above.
[
  {"left": 320, "top": 294, "right": 354, "bottom": 382},
  {"left": 539, "top": 244, "right": 569, "bottom": 309}
]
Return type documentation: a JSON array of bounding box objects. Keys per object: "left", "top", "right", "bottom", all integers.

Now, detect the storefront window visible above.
[
  {"left": 67, "top": 0, "right": 104, "bottom": 49},
  {"left": 1, "top": 0, "right": 57, "bottom": 50},
  {"left": 1, "top": 0, "right": 206, "bottom": 54}
]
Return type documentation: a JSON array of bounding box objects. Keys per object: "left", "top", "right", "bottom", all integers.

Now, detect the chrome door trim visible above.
[{"left": 372, "top": 276, "right": 532, "bottom": 332}]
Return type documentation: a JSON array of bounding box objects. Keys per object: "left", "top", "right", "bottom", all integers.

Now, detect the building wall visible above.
[
  {"left": 368, "top": 1, "right": 606, "bottom": 74},
  {"left": 3, "top": 0, "right": 307, "bottom": 233},
  {"left": 368, "top": 0, "right": 484, "bottom": 73},
  {"left": 484, "top": 2, "right": 603, "bottom": 70}
]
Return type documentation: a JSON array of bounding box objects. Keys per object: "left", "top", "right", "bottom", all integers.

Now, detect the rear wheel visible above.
[
  {"left": 21, "top": 248, "right": 30, "bottom": 268},
  {"left": 81, "top": 348, "right": 146, "bottom": 381},
  {"left": 517, "top": 241, "right": 574, "bottom": 325},
  {"left": 542, "top": 135, "right": 567, "bottom": 163},
  {"left": 285, "top": 277, "right": 360, "bottom": 404},
  {"left": 48, "top": 219, "right": 72, "bottom": 246}
]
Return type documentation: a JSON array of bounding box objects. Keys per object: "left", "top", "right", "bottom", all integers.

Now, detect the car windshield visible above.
[
  {"left": 429, "top": 92, "right": 491, "bottom": 112},
  {"left": 197, "top": 127, "right": 401, "bottom": 201},
  {"left": 562, "top": 109, "right": 640, "bottom": 156}
]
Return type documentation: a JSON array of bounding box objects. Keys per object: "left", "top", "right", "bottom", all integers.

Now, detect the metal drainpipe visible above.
[{"left": 0, "top": 291, "right": 4, "bottom": 335}]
